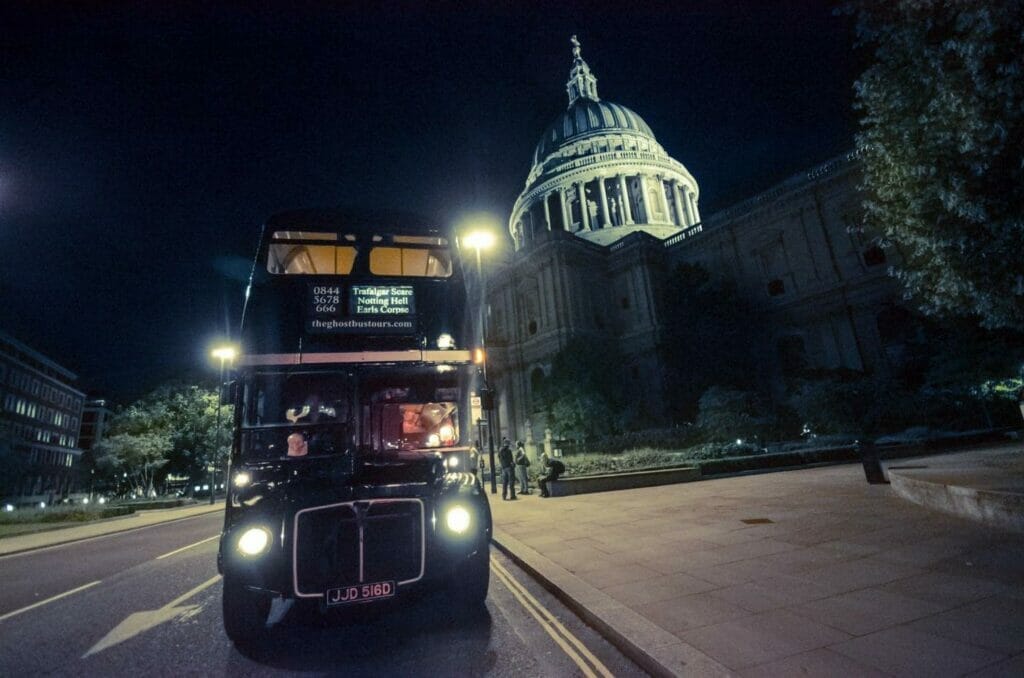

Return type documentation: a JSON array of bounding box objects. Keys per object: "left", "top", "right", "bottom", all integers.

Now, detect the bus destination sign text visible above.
[
  {"left": 306, "top": 284, "right": 416, "bottom": 334},
  {"left": 350, "top": 285, "right": 415, "bottom": 316}
]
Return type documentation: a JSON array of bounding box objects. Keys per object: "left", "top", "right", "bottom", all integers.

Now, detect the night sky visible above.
[{"left": 0, "top": 1, "right": 859, "bottom": 402}]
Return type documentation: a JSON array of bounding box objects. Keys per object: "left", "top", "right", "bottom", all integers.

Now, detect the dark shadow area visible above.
[{"left": 224, "top": 588, "right": 495, "bottom": 676}]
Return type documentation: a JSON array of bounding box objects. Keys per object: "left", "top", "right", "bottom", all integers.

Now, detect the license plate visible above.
[{"left": 325, "top": 580, "right": 396, "bottom": 606}]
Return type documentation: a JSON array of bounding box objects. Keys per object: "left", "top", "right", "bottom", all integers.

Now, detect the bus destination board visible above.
[{"left": 306, "top": 284, "right": 416, "bottom": 334}]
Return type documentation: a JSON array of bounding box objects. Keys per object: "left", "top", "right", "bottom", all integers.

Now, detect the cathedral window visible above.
[
  {"left": 620, "top": 297, "right": 630, "bottom": 309},
  {"left": 767, "top": 279, "right": 786, "bottom": 297},
  {"left": 528, "top": 320, "right": 538, "bottom": 335}
]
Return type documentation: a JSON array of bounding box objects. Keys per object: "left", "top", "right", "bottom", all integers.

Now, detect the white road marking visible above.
[
  {"left": 156, "top": 535, "right": 219, "bottom": 560},
  {"left": 82, "top": 574, "right": 222, "bottom": 658},
  {"left": 0, "top": 580, "right": 102, "bottom": 623}
]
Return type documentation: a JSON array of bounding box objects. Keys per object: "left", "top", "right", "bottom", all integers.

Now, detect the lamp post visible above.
[
  {"left": 463, "top": 228, "right": 497, "bottom": 494},
  {"left": 210, "top": 344, "right": 238, "bottom": 505}
]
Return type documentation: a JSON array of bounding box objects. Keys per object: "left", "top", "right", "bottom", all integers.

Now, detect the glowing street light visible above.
[
  {"left": 459, "top": 220, "right": 499, "bottom": 494},
  {"left": 209, "top": 342, "right": 239, "bottom": 505}
]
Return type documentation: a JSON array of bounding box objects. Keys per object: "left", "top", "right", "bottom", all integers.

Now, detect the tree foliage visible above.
[
  {"left": 849, "top": 1, "right": 1024, "bottom": 331},
  {"left": 93, "top": 381, "right": 229, "bottom": 495},
  {"left": 535, "top": 336, "right": 628, "bottom": 440},
  {"left": 696, "top": 387, "right": 772, "bottom": 442},
  {"left": 658, "top": 262, "right": 758, "bottom": 421}
]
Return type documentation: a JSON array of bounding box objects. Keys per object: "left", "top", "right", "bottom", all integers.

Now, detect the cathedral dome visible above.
[
  {"left": 509, "top": 37, "right": 701, "bottom": 250},
  {"left": 532, "top": 99, "right": 657, "bottom": 166}
]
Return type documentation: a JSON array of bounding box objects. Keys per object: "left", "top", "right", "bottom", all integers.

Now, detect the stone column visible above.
[
  {"left": 659, "top": 177, "right": 671, "bottom": 223},
  {"left": 639, "top": 174, "right": 651, "bottom": 223},
  {"left": 671, "top": 181, "right": 685, "bottom": 226},
  {"left": 577, "top": 181, "right": 590, "bottom": 231},
  {"left": 544, "top": 428, "right": 555, "bottom": 457},
  {"left": 542, "top": 194, "right": 552, "bottom": 231},
  {"left": 681, "top": 184, "right": 694, "bottom": 226},
  {"left": 598, "top": 176, "right": 610, "bottom": 228},
  {"left": 690, "top": 191, "right": 701, "bottom": 223},
  {"left": 618, "top": 174, "right": 634, "bottom": 224},
  {"left": 557, "top": 188, "right": 569, "bottom": 231},
  {"left": 524, "top": 419, "right": 537, "bottom": 462}
]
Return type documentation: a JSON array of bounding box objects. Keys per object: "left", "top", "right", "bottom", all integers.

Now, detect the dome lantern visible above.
[{"left": 566, "top": 35, "right": 599, "bottom": 106}]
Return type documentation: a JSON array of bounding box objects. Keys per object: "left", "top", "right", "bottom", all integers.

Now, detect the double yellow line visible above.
[{"left": 491, "top": 559, "right": 614, "bottom": 678}]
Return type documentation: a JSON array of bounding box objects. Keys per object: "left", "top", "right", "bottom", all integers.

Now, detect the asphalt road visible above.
[{"left": 0, "top": 511, "right": 645, "bottom": 676}]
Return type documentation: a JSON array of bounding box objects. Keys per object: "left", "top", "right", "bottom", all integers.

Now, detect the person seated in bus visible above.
[{"left": 287, "top": 431, "right": 308, "bottom": 457}]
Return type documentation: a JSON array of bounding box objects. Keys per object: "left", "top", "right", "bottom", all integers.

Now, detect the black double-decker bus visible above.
[{"left": 218, "top": 210, "right": 491, "bottom": 644}]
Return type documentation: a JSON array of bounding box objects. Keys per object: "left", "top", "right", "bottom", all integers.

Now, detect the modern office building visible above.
[{"left": 0, "top": 331, "right": 86, "bottom": 504}]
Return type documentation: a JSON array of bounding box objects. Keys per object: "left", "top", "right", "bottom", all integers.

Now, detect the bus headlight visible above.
[
  {"left": 237, "top": 527, "right": 272, "bottom": 556},
  {"left": 446, "top": 455, "right": 460, "bottom": 469},
  {"left": 445, "top": 506, "right": 471, "bottom": 534}
]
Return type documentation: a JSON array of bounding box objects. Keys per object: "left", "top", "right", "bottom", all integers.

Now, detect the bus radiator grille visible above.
[{"left": 294, "top": 499, "right": 424, "bottom": 596}]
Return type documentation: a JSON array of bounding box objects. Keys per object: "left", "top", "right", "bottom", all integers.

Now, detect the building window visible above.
[
  {"left": 620, "top": 297, "right": 630, "bottom": 309},
  {"left": 767, "top": 279, "right": 785, "bottom": 297},
  {"left": 528, "top": 320, "right": 538, "bottom": 336}
]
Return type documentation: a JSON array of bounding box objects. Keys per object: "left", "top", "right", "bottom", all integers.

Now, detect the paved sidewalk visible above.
[
  {"left": 490, "top": 447, "right": 1024, "bottom": 677},
  {"left": 0, "top": 502, "right": 224, "bottom": 557}
]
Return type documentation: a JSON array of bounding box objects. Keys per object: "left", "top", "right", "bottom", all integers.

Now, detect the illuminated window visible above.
[
  {"left": 369, "top": 247, "right": 452, "bottom": 277},
  {"left": 267, "top": 244, "right": 358, "bottom": 275},
  {"left": 393, "top": 235, "right": 448, "bottom": 247},
  {"left": 271, "top": 231, "right": 338, "bottom": 241}
]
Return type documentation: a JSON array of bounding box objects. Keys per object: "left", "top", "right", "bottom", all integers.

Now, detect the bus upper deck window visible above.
[
  {"left": 272, "top": 231, "right": 338, "bottom": 241},
  {"left": 369, "top": 247, "right": 452, "bottom": 277},
  {"left": 267, "top": 244, "right": 358, "bottom": 275}
]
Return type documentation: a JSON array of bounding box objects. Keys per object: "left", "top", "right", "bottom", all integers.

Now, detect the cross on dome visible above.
[{"left": 566, "top": 35, "right": 599, "bottom": 106}]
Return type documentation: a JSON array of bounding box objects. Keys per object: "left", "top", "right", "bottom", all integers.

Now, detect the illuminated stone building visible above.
[
  {"left": 486, "top": 39, "right": 901, "bottom": 447},
  {"left": 0, "top": 330, "right": 86, "bottom": 504}
]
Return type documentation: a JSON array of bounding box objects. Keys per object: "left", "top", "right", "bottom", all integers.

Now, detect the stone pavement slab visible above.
[{"left": 490, "top": 447, "right": 1024, "bottom": 677}]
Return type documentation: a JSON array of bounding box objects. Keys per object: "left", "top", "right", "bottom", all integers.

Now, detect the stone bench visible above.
[{"left": 547, "top": 466, "right": 700, "bottom": 497}]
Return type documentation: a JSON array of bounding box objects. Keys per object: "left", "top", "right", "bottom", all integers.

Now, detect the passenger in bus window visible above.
[{"left": 287, "top": 431, "right": 308, "bottom": 457}]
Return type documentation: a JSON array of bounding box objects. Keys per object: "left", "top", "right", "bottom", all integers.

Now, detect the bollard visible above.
[{"left": 857, "top": 439, "right": 889, "bottom": 485}]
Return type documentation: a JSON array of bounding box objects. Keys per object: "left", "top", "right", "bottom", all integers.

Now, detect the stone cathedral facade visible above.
[{"left": 487, "top": 39, "right": 902, "bottom": 448}]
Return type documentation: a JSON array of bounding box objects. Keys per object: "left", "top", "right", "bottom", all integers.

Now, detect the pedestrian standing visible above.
[
  {"left": 514, "top": 441, "right": 531, "bottom": 494},
  {"left": 498, "top": 437, "right": 517, "bottom": 500}
]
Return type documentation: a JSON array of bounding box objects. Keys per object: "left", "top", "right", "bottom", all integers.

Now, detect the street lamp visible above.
[
  {"left": 210, "top": 343, "right": 238, "bottom": 505},
  {"left": 462, "top": 224, "right": 498, "bottom": 494}
]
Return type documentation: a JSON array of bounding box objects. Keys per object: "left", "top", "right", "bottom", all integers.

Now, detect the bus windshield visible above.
[
  {"left": 361, "top": 370, "right": 460, "bottom": 452},
  {"left": 240, "top": 372, "right": 354, "bottom": 461}
]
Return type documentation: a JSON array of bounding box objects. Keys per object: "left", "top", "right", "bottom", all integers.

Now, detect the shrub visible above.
[
  {"left": 0, "top": 505, "right": 134, "bottom": 525},
  {"left": 696, "top": 387, "right": 772, "bottom": 442},
  {"left": 585, "top": 427, "right": 700, "bottom": 455}
]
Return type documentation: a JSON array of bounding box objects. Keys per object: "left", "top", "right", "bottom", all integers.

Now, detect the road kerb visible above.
[{"left": 491, "top": 527, "right": 733, "bottom": 678}]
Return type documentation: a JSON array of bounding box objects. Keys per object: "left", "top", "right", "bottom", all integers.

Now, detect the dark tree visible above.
[
  {"left": 535, "top": 336, "right": 628, "bottom": 441},
  {"left": 658, "top": 262, "right": 758, "bottom": 422},
  {"left": 848, "top": 0, "right": 1024, "bottom": 331}
]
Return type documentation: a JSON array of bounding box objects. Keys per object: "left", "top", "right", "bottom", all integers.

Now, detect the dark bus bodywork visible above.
[{"left": 218, "top": 210, "right": 491, "bottom": 644}]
